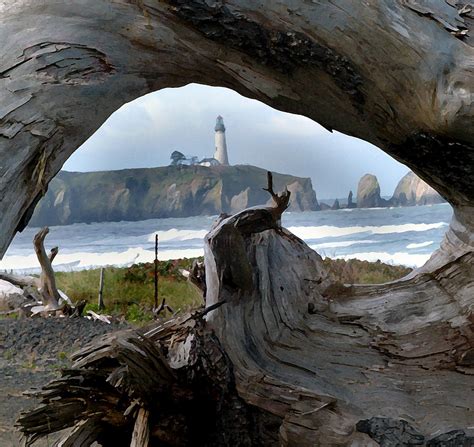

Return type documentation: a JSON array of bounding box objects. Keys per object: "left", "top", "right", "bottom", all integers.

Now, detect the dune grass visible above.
[
  {"left": 323, "top": 258, "right": 412, "bottom": 284},
  {"left": 55, "top": 258, "right": 203, "bottom": 324},
  {"left": 53, "top": 256, "right": 411, "bottom": 324}
]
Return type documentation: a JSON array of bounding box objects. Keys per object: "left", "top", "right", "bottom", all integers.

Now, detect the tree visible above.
[{"left": 170, "top": 150, "right": 186, "bottom": 166}]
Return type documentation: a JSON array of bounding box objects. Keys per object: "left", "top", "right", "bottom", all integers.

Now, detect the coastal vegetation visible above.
[
  {"left": 55, "top": 259, "right": 203, "bottom": 323},
  {"left": 52, "top": 257, "right": 411, "bottom": 323}
]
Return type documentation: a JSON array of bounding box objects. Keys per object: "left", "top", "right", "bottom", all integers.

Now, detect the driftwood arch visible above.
[
  {"left": 0, "top": 1, "right": 473, "bottom": 258},
  {"left": 1, "top": 1, "right": 473, "bottom": 445}
]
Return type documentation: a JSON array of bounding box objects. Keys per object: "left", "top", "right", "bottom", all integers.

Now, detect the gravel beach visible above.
[{"left": 0, "top": 318, "right": 126, "bottom": 446}]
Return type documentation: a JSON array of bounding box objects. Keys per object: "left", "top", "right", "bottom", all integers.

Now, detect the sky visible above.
[{"left": 64, "top": 83, "right": 409, "bottom": 200}]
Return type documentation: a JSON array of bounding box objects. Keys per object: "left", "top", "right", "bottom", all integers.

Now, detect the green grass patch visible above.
[
  {"left": 40, "top": 256, "right": 410, "bottom": 324},
  {"left": 55, "top": 259, "right": 203, "bottom": 324},
  {"left": 323, "top": 258, "right": 412, "bottom": 284}
]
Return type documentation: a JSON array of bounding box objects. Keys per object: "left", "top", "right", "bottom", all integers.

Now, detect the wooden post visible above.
[
  {"left": 98, "top": 267, "right": 105, "bottom": 311},
  {"left": 154, "top": 234, "right": 158, "bottom": 311}
]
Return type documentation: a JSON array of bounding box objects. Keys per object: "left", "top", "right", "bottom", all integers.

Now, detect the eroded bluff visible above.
[{"left": 30, "top": 165, "right": 319, "bottom": 226}]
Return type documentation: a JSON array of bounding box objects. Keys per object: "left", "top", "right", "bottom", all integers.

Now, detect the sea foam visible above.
[
  {"left": 288, "top": 222, "right": 448, "bottom": 240},
  {"left": 336, "top": 251, "right": 431, "bottom": 268},
  {"left": 310, "top": 240, "right": 377, "bottom": 250},
  {"left": 406, "top": 241, "right": 434, "bottom": 249},
  {"left": 147, "top": 228, "right": 208, "bottom": 242},
  {"left": 0, "top": 247, "right": 204, "bottom": 273}
]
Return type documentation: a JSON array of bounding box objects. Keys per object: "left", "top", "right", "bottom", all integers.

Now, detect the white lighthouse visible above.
[{"left": 214, "top": 115, "right": 229, "bottom": 165}]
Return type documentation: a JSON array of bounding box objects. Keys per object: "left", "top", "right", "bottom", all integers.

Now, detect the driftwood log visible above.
[
  {"left": 0, "top": 227, "right": 78, "bottom": 315},
  {"left": 33, "top": 227, "right": 62, "bottom": 310},
  {"left": 0, "top": 0, "right": 472, "bottom": 445},
  {"left": 17, "top": 178, "right": 474, "bottom": 446}
]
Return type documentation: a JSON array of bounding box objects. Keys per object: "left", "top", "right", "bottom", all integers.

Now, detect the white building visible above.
[
  {"left": 198, "top": 157, "right": 220, "bottom": 167},
  {"left": 214, "top": 115, "right": 229, "bottom": 165}
]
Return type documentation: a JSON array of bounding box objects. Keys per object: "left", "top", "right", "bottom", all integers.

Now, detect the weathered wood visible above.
[
  {"left": 98, "top": 267, "right": 105, "bottom": 311},
  {"left": 263, "top": 171, "right": 291, "bottom": 220},
  {"left": 17, "top": 197, "right": 474, "bottom": 445},
  {"left": 2, "top": 1, "right": 472, "bottom": 445},
  {"left": 203, "top": 204, "right": 474, "bottom": 445},
  {"left": 33, "top": 227, "right": 61, "bottom": 310},
  {"left": 0, "top": 0, "right": 473, "bottom": 260},
  {"left": 56, "top": 419, "right": 103, "bottom": 447},
  {"left": 130, "top": 408, "right": 149, "bottom": 447},
  {"left": 188, "top": 259, "right": 206, "bottom": 298},
  {"left": 70, "top": 299, "right": 86, "bottom": 318},
  {"left": 0, "top": 272, "right": 39, "bottom": 289}
]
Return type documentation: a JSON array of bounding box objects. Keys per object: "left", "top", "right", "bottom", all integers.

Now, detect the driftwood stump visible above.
[
  {"left": 33, "top": 227, "right": 61, "bottom": 310},
  {"left": 17, "top": 178, "right": 474, "bottom": 446}
]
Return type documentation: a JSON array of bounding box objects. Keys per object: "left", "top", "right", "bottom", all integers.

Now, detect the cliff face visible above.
[
  {"left": 356, "top": 174, "right": 389, "bottom": 208},
  {"left": 392, "top": 172, "right": 445, "bottom": 206},
  {"left": 30, "top": 165, "right": 319, "bottom": 226}
]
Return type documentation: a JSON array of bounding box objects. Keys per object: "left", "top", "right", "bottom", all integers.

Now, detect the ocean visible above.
[{"left": 0, "top": 203, "right": 453, "bottom": 274}]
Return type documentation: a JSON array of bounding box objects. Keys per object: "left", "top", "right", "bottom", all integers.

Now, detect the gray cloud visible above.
[{"left": 64, "top": 84, "right": 409, "bottom": 199}]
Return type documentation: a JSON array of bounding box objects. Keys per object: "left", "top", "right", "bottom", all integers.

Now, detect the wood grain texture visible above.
[
  {"left": 204, "top": 207, "right": 474, "bottom": 444},
  {"left": 0, "top": 0, "right": 473, "bottom": 257},
  {"left": 3, "top": 1, "right": 473, "bottom": 444}
]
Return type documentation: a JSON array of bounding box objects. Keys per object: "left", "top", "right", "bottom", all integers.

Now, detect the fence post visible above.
[
  {"left": 98, "top": 267, "right": 105, "bottom": 310},
  {"left": 154, "top": 234, "right": 158, "bottom": 311}
]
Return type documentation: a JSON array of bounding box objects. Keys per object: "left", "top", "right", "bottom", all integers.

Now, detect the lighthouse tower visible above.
[{"left": 214, "top": 115, "right": 229, "bottom": 165}]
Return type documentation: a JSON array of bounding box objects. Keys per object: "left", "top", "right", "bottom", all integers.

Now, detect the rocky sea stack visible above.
[
  {"left": 356, "top": 174, "right": 388, "bottom": 208},
  {"left": 392, "top": 171, "right": 445, "bottom": 206}
]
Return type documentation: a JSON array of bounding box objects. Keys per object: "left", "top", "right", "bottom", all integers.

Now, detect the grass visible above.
[
  {"left": 55, "top": 258, "right": 203, "bottom": 324},
  {"left": 52, "top": 256, "right": 411, "bottom": 324},
  {"left": 323, "top": 257, "right": 412, "bottom": 284}
]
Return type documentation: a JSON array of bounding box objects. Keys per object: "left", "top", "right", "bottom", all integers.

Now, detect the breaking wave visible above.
[
  {"left": 336, "top": 251, "right": 431, "bottom": 268},
  {"left": 287, "top": 222, "right": 448, "bottom": 240},
  {"left": 310, "top": 240, "right": 377, "bottom": 250},
  {"left": 0, "top": 247, "right": 204, "bottom": 274},
  {"left": 406, "top": 241, "right": 434, "bottom": 249},
  {"left": 147, "top": 228, "right": 208, "bottom": 242}
]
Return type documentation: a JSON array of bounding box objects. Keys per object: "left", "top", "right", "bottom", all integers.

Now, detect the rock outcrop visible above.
[
  {"left": 347, "top": 190, "right": 356, "bottom": 209},
  {"left": 30, "top": 165, "right": 319, "bottom": 226},
  {"left": 392, "top": 171, "right": 446, "bottom": 206},
  {"left": 356, "top": 174, "right": 388, "bottom": 208}
]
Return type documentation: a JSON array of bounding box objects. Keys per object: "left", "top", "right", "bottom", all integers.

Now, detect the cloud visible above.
[
  {"left": 64, "top": 84, "right": 409, "bottom": 199},
  {"left": 265, "top": 113, "right": 329, "bottom": 137}
]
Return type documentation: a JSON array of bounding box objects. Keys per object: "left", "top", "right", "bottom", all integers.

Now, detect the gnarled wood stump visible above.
[{"left": 17, "top": 180, "right": 474, "bottom": 445}]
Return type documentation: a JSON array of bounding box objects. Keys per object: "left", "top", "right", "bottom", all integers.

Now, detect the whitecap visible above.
[
  {"left": 287, "top": 222, "right": 448, "bottom": 240},
  {"left": 310, "top": 240, "right": 377, "bottom": 250},
  {"left": 406, "top": 241, "right": 434, "bottom": 249},
  {"left": 147, "top": 228, "right": 208, "bottom": 242},
  {"left": 334, "top": 251, "right": 431, "bottom": 268},
  {"left": 0, "top": 246, "right": 204, "bottom": 273}
]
